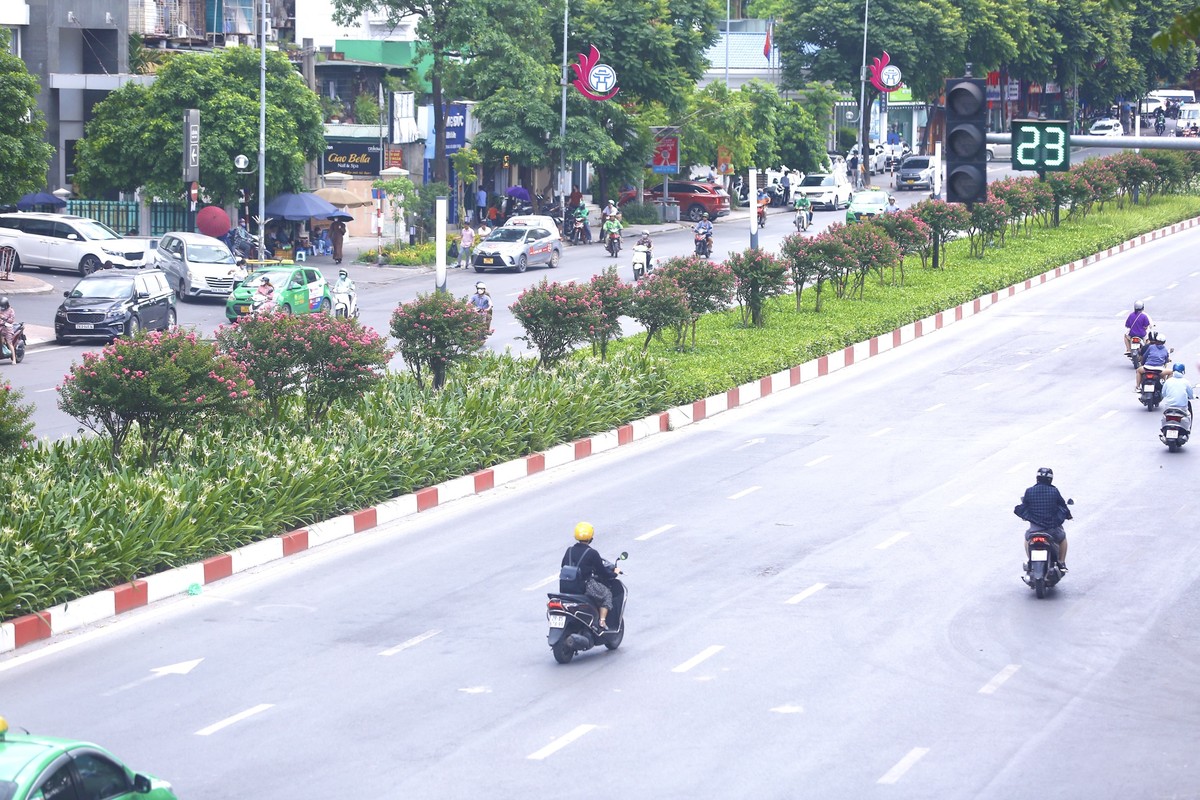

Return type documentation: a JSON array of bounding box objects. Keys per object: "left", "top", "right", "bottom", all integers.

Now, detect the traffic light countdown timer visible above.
[
  {"left": 944, "top": 78, "right": 988, "bottom": 204},
  {"left": 1010, "top": 120, "right": 1072, "bottom": 173}
]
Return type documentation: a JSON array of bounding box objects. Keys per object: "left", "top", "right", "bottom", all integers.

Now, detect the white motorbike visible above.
[
  {"left": 332, "top": 287, "right": 359, "bottom": 319},
  {"left": 631, "top": 244, "right": 653, "bottom": 280}
]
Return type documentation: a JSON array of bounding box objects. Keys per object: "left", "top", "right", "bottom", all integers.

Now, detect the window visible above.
[
  {"left": 20, "top": 219, "right": 56, "bottom": 237},
  {"left": 72, "top": 751, "right": 132, "bottom": 799},
  {"left": 30, "top": 763, "right": 76, "bottom": 800},
  {"left": 303, "top": 268, "right": 321, "bottom": 285},
  {"left": 52, "top": 222, "right": 79, "bottom": 240}
]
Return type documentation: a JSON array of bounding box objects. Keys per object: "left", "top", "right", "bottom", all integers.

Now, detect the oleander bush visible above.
[
  {"left": 389, "top": 292, "right": 488, "bottom": 389},
  {"left": 0, "top": 382, "right": 33, "bottom": 457}
]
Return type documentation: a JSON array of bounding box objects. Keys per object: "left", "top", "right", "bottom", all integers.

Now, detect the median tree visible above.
[
  {"left": 389, "top": 292, "right": 490, "bottom": 389},
  {"left": 0, "top": 29, "right": 54, "bottom": 203}
]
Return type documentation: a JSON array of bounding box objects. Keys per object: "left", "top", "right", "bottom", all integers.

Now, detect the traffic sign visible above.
[
  {"left": 1010, "top": 120, "right": 1071, "bottom": 172},
  {"left": 182, "top": 109, "right": 200, "bottom": 183},
  {"left": 651, "top": 135, "right": 679, "bottom": 175}
]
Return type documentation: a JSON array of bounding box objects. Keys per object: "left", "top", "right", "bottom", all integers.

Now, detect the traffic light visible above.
[{"left": 944, "top": 77, "right": 988, "bottom": 204}]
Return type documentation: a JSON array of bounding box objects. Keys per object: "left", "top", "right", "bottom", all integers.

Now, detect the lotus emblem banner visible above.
[
  {"left": 571, "top": 45, "right": 619, "bottom": 101},
  {"left": 869, "top": 52, "right": 903, "bottom": 93}
]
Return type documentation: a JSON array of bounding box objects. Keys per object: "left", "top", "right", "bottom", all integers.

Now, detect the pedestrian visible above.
[
  {"left": 458, "top": 223, "right": 475, "bottom": 269},
  {"left": 568, "top": 184, "right": 583, "bottom": 214},
  {"left": 330, "top": 219, "right": 347, "bottom": 265},
  {"left": 848, "top": 152, "right": 860, "bottom": 189},
  {"left": 476, "top": 187, "right": 488, "bottom": 224},
  {"left": 780, "top": 172, "right": 791, "bottom": 204}
]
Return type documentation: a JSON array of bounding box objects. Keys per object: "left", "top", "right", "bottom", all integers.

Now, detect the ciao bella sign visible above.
[{"left": 324, "top": 141, "right": 383, "bottom": 176}]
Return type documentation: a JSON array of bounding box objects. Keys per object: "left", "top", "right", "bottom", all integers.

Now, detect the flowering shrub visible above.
[
  {"left": 835, "top": 222, "right": 902, "bottom": 295},
  {"left": 386, "top": 292, "right": 487, "bottom": 390},
  {"left": 0, "top": 382, "right": 33, "bottom": 457},
  {"left": 1076, "top": 159, "right": 1119, "bottom": 212},
  {"left": 989, "top": 177, "right": 1035, "bottom": 234},
  {"left": 870, "top": 211, "right": 930, "bottom": 281},
  {"left": 1106, "top": 152, "right": 1158, "bottom": 208},
  {"left": 510, "top": 279, "right": 600, "bottom": 367},
  {"left": 725, "top": 248, "right": 790, "bottom": 327},
  {"left": 588, "top": 268, "right": 632, "bottom": 361},
  {"left": 217, "top": 314, "right": 391, "bottom": 418},
  {"left": 966, "top": 193, "right": 1009, "bottom": 257},
  {"left": 58, "top": 329, "right": 253, "bottom": 465},
  {"left": 780, "top": 231, "right": 856, "bottom": 312},
  {"left": 911, "top": 199, "right": 970, "bottom": 269},
  {"left": 629, "top": 273, "right": 692, "bottom": 355},
  {"left": 1046, "top": 171, "right": 1093, "bottom": 220},
  {"left": 1143, "top": 150, "right": 1190, "bottom": 197},
  {"left": 657, "top": 255, "right": 736, "bottom": 348}
]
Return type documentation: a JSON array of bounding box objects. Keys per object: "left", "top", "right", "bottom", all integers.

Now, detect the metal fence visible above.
[
  {"left": 149, "top": 203, "right": 189, "bottom": 236},
  {"left": 62, "top": 200, "right": 193, "bottom": 236}
]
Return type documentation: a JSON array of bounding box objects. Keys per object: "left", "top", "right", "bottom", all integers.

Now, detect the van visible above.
[
  {"left": 1149, "top": 89, "right": 1197, "bottom": 105},
  {"left": 0, "top": 213, "right": 148, "bottom": 276},
  {"left": 1176, "top": 103, "right": 1200, "bottom": 128}
]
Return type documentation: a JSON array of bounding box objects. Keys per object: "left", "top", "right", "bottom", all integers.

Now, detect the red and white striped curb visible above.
[{"left": 3, "top": 217, "right": 1195, "bottom": 654}]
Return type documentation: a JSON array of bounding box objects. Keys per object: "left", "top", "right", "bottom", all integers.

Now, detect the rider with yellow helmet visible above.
[{"left": 561, "top": 522, "right": 620, "bottom": 628}]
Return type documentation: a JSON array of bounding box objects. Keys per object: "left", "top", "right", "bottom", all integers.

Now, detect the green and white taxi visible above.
[{"left": 225, "top": 264, "right": 332, "bottom": 322}]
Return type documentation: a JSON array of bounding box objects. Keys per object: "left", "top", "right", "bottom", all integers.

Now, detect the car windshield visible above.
[
  {"left": 801, "top": 175, "right": 834, "bottom": 187},
  {"left": 903, "top": 158, "right": 929, "bottom": 169},
  {"left": 69, "top": 277, "right": 133, "bottom": 299},
  {"left": 188, "top": 243, "right": 235, "bottom": 264},
  {"left": 73, "top": 220, "right": 123, "bottom": 241},
  {"left": 485, "top": 229, "right": 528, "bottom": 243},
  {"left": 244, "top": 269, "right": 291, "bottom": 287},
  {"left": 856, "top": 191, "right": 890, "bottom": 205}
]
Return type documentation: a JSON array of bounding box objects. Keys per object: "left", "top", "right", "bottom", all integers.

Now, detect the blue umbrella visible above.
[
  {"left": 264, "top": 192, "right": 339, "bottom": 221},
  {"left": 17, "top": 192, "right": 66, "bottom": 211}
]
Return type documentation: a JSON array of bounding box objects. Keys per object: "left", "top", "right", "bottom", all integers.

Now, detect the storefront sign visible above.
[
  {"left": 445, "top": 103, "right": 467, "bottom": 154},
  {"left": 325, "top": 141, "right": 383, "bottom": 176}
]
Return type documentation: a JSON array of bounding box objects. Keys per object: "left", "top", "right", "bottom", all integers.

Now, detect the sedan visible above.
[
  {"left": 794, "top": 172, "right": 853, "bottom": 210},
  {"left": 473, "top": 225, "right": 562, "bottom": 273},
  {"left": 225, "top": 265, "right": 332, "bottom": 321},
  {"left": 0, "top": 718, "right": 178, "bottom": 799},
  {"left": 1088, "top": 119, "right": 1124, "bottom": 136},
  {"left": 846, "top": 189, "right": 890, "bottom": 221}
]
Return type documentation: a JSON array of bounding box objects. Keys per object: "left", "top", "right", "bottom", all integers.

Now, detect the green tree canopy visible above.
[
  {"left": 74, "top": 47, "right": 323, "bottom": 205},
  {"left": 0, "top": 29, "right": 54, "bottom": 202}
]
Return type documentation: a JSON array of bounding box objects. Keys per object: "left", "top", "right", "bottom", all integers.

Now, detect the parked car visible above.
[
  {"left": 851, "top": 144, "right": 887, "bottom": 175},
  {"left": 473, "top": 224, "right": 562, "bottom": 273},
  {"left": 155, "top": 231, "right": 247, "bottom": 300},
  {"left": 55, "top": 268, "right": 176, "bottom": 343},
  {"left": 846, "top": 189, "right": 890, "bottom": 221},
  {"left": 985, "top": 143, "right": 1012, "bottom": 162},
  {"left": 0, "top": 717, "right": 178, "bottom": 800},
  {"left": 0, "top": 212, "right": 149, "bottom": 276},
  {"left": 896, "top": 156, "right": 937, "bottom": 191},
  {"left": 794, "top": 172, "right": 853, "bottom": 210},
  {"left": 225, "top": 265, "right": 332, "bottom": 321},
  {"left": 1088, "top": 118, "right": 1124, "bottom": 136},
  {"left": 620, "top": 180, "right": 731, "bottom": 222}
]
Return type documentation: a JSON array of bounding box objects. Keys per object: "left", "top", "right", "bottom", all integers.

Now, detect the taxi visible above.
[
  {"left": 225, "top": 264, "right": 332, "bottom": 321},
  {"left": 473, "top": 218, "right": 562, "bottom": 273}
]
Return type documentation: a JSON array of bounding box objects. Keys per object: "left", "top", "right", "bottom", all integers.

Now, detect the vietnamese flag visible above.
[{"left": 764, "top": 19, "right": 773, "bottom": 61}]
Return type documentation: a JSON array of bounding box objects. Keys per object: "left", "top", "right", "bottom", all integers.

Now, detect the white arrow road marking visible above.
[
  {"left": 527, "top": 724, "right": 598, "bottom": 760},
  {"left": 523, "top": 574, "right": 558, "bottom": 591},
  {"left": 672, "top": 645, "right": 725, "bottom": 673},
  {"left": 875, "top": 531, "right": 911, "bottom": 550},
  {"left": 635, "top": 524, "right": 675, "bottom": 542},
  {"left": 103, "top": 658, "right": 204, "bottom": 696},
  {"left": 770, "top": 704, "right": 804, "bottom": 714},
  {"left": 785, "top": 583, "right": 827, "bottom": 604},
  {"left": 1099, "top": 410, "right": 1117, "bottom": 420},
  {"left": 979, "top": 664, "right": 1021, "bottom": 694},
  {"left": 194, "top": 703, "right": 274, "bottom": 736},
  {"left": 733, "top": 438, "right": 766, "bottom": 451},
  {"left": 728, "top": 486, "right": 761, "bottom": 500},
  {"left": 379, "top": 629, "right": 442, "bottom": 656},
  {"left": 805, "top": 455, "right": 831, "bottom": 467},
  {"left": 869, "top": 427, "right": 892, "bottom": 437},
  {"left": 877, "top": 747, "right": 930, "bottom": 784}
]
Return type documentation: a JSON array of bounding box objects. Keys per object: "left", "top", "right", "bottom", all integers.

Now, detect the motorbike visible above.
[
  {"left": 767, "top": 182, "right": 788, "bottom": 208},
  {"left": 1160, "top": 406, "right": 1192, "bottom": 451},
  {"left": 731, "top": 176, "right": 750, "bottom": 206},
  {"left": 251, "top": 292, "right": 275, "bottom": 316},
  {"left": 1139, "top": 367, "right": 1165, "bottom": 411},
  {"left": 1021, "top": 499, "right": 1073, "bottom": 599},
  {"left": 694, "top": 232, "right": 713, "bottom": 258},
  {"left": 569, "top": 216, "right": 587, "bottom": 246},
  {"left": 546, "top": 552, "right": 628, "bottom": 664},
  {"left": 606, "top": 231, "right": 622, "bottom": 258},
  {"left": 757, "top": 203, "right": 768, "bottom": 228},
  {"left": 631, "top": 244, "right": 653, "bottom": 280},
  {"left": 0, "top": 322, "right": 26, "bottom": 364},
  {"left": 1127, "top": 335, "right": 1143, "bottom": 367},
  {"left": 1155, "top": 119, "right": 1167, "bottom": 135},
  {"left": 793, "top": 206, "right": 811, "bottom": 232},
  {"left": 332, "top": 287, "right": 358, "bottom": 319}
]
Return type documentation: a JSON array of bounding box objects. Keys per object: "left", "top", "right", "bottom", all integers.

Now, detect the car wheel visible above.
[
  {"left": 165, "top": 308, "right": 177, "bottom": 331},
  {"left": 687, "top": 204, "right": 706, "bottom": 222},
  {"left": 124, "top": 315, "right": 141, "bottom": 337},
  {"left": 9, "top": 253, "right": 20, "bottom": 272},
  {"left": 280, "top": 304, "right": 293, "bottom": 315},
  {"left": 174, "top": 277, "right": 188, "bottom": 301},
  {"left": 986, "top": 150, "right": 994, "bottom": 162},
  {"left": 516, "top": 254, "right": 528, "bottom": 273},
  {"left": 318, "top": 297, "right": 331, "bottom": 314},
  {"left": 80, "top": 255, "right": 102, "bottom": 276},
  {"left": 549, "top": 249, "right": 560, "bottom": 268}
]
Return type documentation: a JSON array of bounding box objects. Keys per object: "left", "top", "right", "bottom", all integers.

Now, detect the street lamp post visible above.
[
  {"left": 257, "top": 0, "right": 268, "bottom": 260},
  {"left": 856, "top": 0, "right": 871, "bottom": 190},
  {"left": 559, "top": 0, "right": 569, "bottom": 217}
]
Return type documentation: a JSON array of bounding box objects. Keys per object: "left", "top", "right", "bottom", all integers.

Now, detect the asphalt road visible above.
[{"left": 3, "top": 214, "right": 1199, "bottom": 798}]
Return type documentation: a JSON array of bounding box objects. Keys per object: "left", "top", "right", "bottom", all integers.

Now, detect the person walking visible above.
[
  {"left": 476, "top": 187, "right": 488, "bottom": 224},
  {"left": 330, "top": 219, "right": 347, "bottom": 265},
  {"left": 457, "top": 223, "right": 475, "bottom": 269}
]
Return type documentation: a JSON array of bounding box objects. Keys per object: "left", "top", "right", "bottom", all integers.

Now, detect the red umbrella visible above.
[{"left": 196, "top": 206, "right": 231, "bottom": 238}]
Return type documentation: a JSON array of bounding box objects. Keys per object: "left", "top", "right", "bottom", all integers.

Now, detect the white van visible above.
[
  {"left": 0, "top": 213, "right": 148, "bottom": 276},
  {"left": 1149, "top": 89, "right": 1197, "bottom": 105},
  {"left": 1176, "top": 103, "right": 1200, "bottom": 128}
]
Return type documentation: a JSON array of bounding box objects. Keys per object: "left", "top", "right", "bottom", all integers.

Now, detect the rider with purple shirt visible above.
[{"left": 1124, "top": 301, "right": 1152, "bottom": 355}]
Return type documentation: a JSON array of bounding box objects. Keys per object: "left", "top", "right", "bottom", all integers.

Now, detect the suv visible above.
[
  {"left": 0, "top": 213, "right": 148, "bottom": 275},
  {"left": 620, "top": 181, "right": 731, "bottom": 222},
  {"left": 896, "top": 156, "right": 937, "bottom": 191},
  {"left": 55, "top": 268, "right": 176, "bottom": 343}
]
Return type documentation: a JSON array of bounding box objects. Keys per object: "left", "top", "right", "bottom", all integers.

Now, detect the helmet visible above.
[
  {"left": 1036, "top": 467, "right": 1054, "bottom": 484},
  {"left": 1175, "top": 363, "right": 1186, "bottom": 374},
  {"left": 475, "top": 281, "right": 486, "bottom": 291},
  {"left": 573, "top": 521, "right": 594, "bottom": 542},
  {"left": 260, "top": 276, "right": 271, "bottom": 286},
  {"left": 338, "top": 268, "right": 348, "bottom": 277},
  {"left": 0, "top": 296, "right": 8, "bottom": 311},
  {"left": 1134, "top": 301, "right": 1145, "bottom": 311},
  {"left": 702, "top": 212, "right": 710, "bottom": 219}
]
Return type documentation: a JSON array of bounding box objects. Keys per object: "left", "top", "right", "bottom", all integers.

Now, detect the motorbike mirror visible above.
[
  {"left": 618, "top": 551, "right": 628, "bottom": 560},
  {"left": 1067, "top": 498, "right": 1074, "bottom": 505}
]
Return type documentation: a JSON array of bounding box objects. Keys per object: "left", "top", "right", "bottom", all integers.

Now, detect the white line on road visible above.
[
  {"left": 805, "top": 455, "right": 831, "bottom": 467},
  {"left": 31, "top": 346, "right": 70, "bottom": 353},
  {"left": 869, "top": 427, "right": 892, "bottom": 437},
  {"left": 34, "top": 387, "right": 57, "bottom": 393},
  {"left": 1099, "top": 410, "right": 1117, "bottom": 420},
  {"left": 1014, "top": 362, "right": 1032, "bottom": 371},
  {"left": 672, "top": 645, "right": 725, "bottom": 673},
  {"left": 1056, "top": 433, "right": 1077, "bottom": 444},
  {"left": 877, "top": 747, "right": 930, "bottom": 784},
  {"left": 379, "top": 629, "right": 442, "bottom": 656},
  {"left": 925, "top": 402, "right": 945, "bottom": 412},
  {"left": 875, "top": 531, "right": 911, "bottom": 550},
  {"left": 729, "top": 486, "right": 761, "bottom": 500},
  {"left": 1087, "top": 326, "right": 1103, "bottom": 335},
  {"left": 523, "top": 574, "right": 558, "bottom": 591},
  {"left": 635, "top": 524, "right": 676, "bottom": 542},
  {"left": 1006, "top": 461, "right": 1027, "bottom": 475},
  {"left": 973, "top": 382, "right": 991, "bottom": 390},
  {"left": 1143, "top": 295, "right": 1155, "bottom": 302},
  {"left": 950, "top": 493, "right": 974, "bottom": 507},
  {"left": 733, "top": 437, "right": 766, "bottom": 451},
  {"left": 103, "top": 658, "right": 204, "bottom": 697},
  {"left": 1191, "top": 271, "right": 1200, "bottom": 277},
  {"left": 770, "top": 704, "right": 804, "bottom": 713},
  {"left": 785, "top": 583, "right": 828, "bottom": 604},
  {"left": 978, "top": 664, "right": 1021, "bottom": 694},
  {"left": 194, "top": 703, "right": 274, "bottom": 736},
  {"left": 527, "top": 724, "right": 598, "bottom": 760},
  {"left": 1115, "top": 310, "right": 1128, "bottom": 318},
  {"left": 1166, "top": 282, "right": 1179, "bottom": 290}
]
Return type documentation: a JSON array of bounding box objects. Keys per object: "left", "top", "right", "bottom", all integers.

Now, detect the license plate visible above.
[
  {"left": 75, "top": 323, "right": 94, "bottom": 330},
  {"left": 1167, "top": 429, "right": 1179, "bottom": 438},
  {"left": 548, "top": 615, "right": 565, "bottom": 628},
  {"left": 483, "top": 257, "right": 495, "bottom": 264},
  {"left": 1031, "top": 550, "right": 1049, "bottom": 561},
  {"left": 237, "top": 305, "right": 250, "bottom": 313}
]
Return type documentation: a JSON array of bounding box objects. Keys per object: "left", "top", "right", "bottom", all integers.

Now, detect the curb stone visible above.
[{"left": 3, "top": 216, "right": 1196, "bottom": 655}]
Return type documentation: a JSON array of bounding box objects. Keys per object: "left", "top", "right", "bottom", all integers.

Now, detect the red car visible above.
[{"left": 619, "top": 181, "right": 731, "bottom": 222}]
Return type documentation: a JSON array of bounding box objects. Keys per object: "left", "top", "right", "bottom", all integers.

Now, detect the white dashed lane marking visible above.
[
  {"left": 869, "top": 427, "right": 892, "bottom": 437},
  {"left": 379, "top": 629, "right": 442, "bottom": 656},
  {"left": 635, "top": 524, "right": 676, "bottom": 541},
  {"left": 194, "top": 704, "right": 274, "bottom": 736},
  {"left": 875, "top": 531, "right": 911, "bottom": 550},
  {"left": 805, "top": 455, "right": 831, "bottom": 467},
  {"left": 979, "top": 664, "right": 1021, "bottom": 695},
  {"left": 1099, "top": 410, "right": 1117, "bottom": 420},
  {"left": 877, "top": 747, "right": 930, "bottom": 784},
  {"left": 523, "top": 575, "right": 557, "bottom": 592},
  {"left": 728, "top": 486, "right": 762, "bottom": 500},
  {"left": 925, "top": 403, "right": 945, "bottom": 411},
  {"left": 785, "top": 583, "right": 828, "bottom": 604},
  {"left": 672, "top": 645, "right": 725, "bottom": 673},
  {"left": 950, "top": 493, "right": 974, "bottom": 507},
  {"left": 527, "top": 724, "right": 598, "bottom": 760}
]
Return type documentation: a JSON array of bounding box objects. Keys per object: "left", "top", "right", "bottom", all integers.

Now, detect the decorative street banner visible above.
[
  {"left": 868, "top": 52, "right": 903, "bottom": 93},
  {"left": 650, "top": 134, "right": 679, "bottom": 175},
  {"left": 571, "top": 45, "right": 619, "bottom": 101}
]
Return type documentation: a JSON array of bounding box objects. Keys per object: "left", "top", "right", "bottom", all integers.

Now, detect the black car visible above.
[{"left": 55, "top": 268, "right": 176, "bottom": 343}]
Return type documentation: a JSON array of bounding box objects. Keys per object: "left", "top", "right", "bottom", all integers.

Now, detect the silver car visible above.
[
  {"left": 155, "top": 231, "right": 247, "bottom": 299},
  {"left": 473, "top": 224, "right": 562, "bottom": 273},
  {"left": 896, "top": 156, "right": 936, "bottom": 192}
]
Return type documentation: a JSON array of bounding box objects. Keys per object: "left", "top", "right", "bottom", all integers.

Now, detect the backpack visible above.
[
  {"left": 449, "top": 240, "right": 460, "bottom": 259},
  {"left": 559, "top": 547, "right": 587, "bottom": 593}
]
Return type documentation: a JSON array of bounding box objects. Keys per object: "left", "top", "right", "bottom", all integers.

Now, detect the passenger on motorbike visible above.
[
  {"left": 793, "top": 194, "right": 813, "bottom": 228},
  {"left": 602, "top": 199, "right": 619, "bottom": 223},
  {"left": 602, "top": 215, "right": 623, "bottom": 250},
  {"left": 573, "top": 203, "right": 592, "bottom": 244},
  {"left": 1124, "top": 300, "right": 1152, "bottom": 355},
  {"left": 1014, "top": 467, "right": 1072, "bottom": 571},
  {"left": 253, "top": 276, "right": 275, "bottom": 313},
  {"left": 560, "top": 522, "right": 620, "bottom": 629},
  {"left": 1135, "top": 331, "right": 1171, "bottom": 391},
  {"left": 1160, "top": 363, "right": 1194, "bottom": 415},
  {"left": 0, "top": 297, "right": 16, "bottom": 363}
]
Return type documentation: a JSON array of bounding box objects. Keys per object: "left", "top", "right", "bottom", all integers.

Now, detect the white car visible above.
[
  {"left": 1088, "top": 119, "right": 1124, "bottom": 136},
  {"left": 0, "top": 212, "right": 148, "bottom": 276},
  {"left": 794, "top": 172, "right": 853, "bottom": 210},
  {"left": 473, "top": 223, "right": 562, "bottom": 273},
  {"left": 155, "top": 231, "right": 247, "bottom": 299}
]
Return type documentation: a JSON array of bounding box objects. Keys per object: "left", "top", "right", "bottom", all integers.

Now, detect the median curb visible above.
[{"left": 4, "top": 215, "right": 1196, "bottom": 655}]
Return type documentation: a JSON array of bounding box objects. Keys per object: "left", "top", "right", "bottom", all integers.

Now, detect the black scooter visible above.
[
  {"left": 1021, "top": 499, "right": 1073, "bottom": 599},
  {"left": 1160, "top": 406, "right": 1192, "bottom": 451},
  {"left": 1139, "top": 367, "right": 1165, "bottom": 411},
  {"left": 1, "top": 322, "right": 26, "bottom": 364},
  {"left": 694, "top": 233, "right": 712, "bottom": 258},
  {"left": 546, "top": 552, "right": 628, "bottom": 664}
]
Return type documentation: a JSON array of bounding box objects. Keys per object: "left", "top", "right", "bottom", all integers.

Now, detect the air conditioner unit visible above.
[
  {"left": 264, "top": 28, "right": 277, "bottom": 41},
  {"left": 175, "top": 23, "right": 188, "bottom": 38}
]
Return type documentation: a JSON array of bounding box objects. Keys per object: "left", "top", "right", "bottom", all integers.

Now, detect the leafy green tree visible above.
[
  {"left": 74, "top": 47, "right": 323, "bottom": 204},
  {"left": 0, "top": 29, "right": 54, "bottom": 203},
  {"left": 510, "top": 279, "right": 600, "bottom": 367},
  {"left": 374, "top": 174, "right": 418, "bottom": 245},
  {"left": 389, "top": 292, "right": 489, "bottom": 389},
  {"left": 726, "top": 248, "right": 790, "bottom": 327},
  {"left": 588, "top": 268, "right": 632, "bottom": 361},
  {"left": 629, "top": 273, "right": 692, "bottom": 355}
]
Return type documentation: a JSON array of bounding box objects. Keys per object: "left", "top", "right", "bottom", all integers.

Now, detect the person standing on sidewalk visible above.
[
  {"left": 457, "top": 224, "right": 476, "bottom": 269},
  {"left": 476, "top": 187, "right": 487, "bottom": 224},
  {"left": 330, "top": 219, "right": 347, "bottom": 265}
]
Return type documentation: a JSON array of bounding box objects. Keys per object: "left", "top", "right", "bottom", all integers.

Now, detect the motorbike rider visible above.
[
  {"left": 601, "top": 214, "right": 623, "bottom": 251},
  {"left": 884, "top": 195, "right": 901, "bottom": 214},
  {"left": 635, "top": 230, "right": 653, "bottom": 253},
  {"left": 470, "top": 281, "right": 493, "bottom": 322},
  {"left": 1135, "top": 331, "right": 1172, "bottom": 391},
  {"left": 253, "top": 276, "right": 275, "bottom": 312},
  {"left": 0, "top": 297, "right": 16, "bottom": 362},
  {"left": 793, "top": 194, "right": 813, "bottom": 228},
  {"left": 572, "top": 202, "right": 592, "bottom": 244},
  {"left": 1124, "top": 300, "right": 1152, "bottom": 355},
  {"left": 757, "top": 187, "right": 771, "bottom": 224},
  {"left": 694, "top": 212, "right": 714, "bottom": 254},
  {"left": 1160, "top": 362, "right": 1194, "bottom": 415},
  {"left": 1014, "top": 467, "right": 1072, "bottom": 572},
  {"left": 560, "top": 522, "right": 620, "bottom": 629},
  {"left": 333, "top": 268, "right": 356, "bottom": 315}
]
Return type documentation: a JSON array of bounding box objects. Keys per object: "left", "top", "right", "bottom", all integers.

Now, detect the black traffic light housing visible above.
[{"left": 944, "top": 77, "right": 988, "bottom": 204}]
